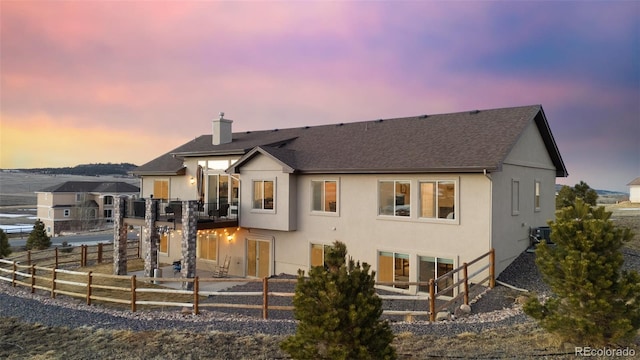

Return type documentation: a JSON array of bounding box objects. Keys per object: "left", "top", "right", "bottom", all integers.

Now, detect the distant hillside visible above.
[
  {"left": 11, "top": 163, "right": 138, "bottom": 177},
  {"left": 555, "top": 184, "right": 628, "bottom": 197}
]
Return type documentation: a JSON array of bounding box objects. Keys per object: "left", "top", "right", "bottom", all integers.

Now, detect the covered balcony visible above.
[{"left": 122, "top": 198, "right": 238, "bottom": 230}]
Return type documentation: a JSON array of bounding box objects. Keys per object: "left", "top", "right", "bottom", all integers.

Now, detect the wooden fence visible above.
[
  {"left": 0, "top": 248, "right": 494, "bottom": 321},
  {"left": 6, "top": 240, "right": 140, "bottom": 268}
]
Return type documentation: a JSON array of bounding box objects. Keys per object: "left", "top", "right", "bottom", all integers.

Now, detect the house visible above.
[
  {"left": 36, "top": 181, "right": 140, "bottom": 236},
  {"left": 124, "top": 105, "right": 567, "bottom": 294},
  {"left": 629, "top": 177, "right": 640, "bottom": 203}
]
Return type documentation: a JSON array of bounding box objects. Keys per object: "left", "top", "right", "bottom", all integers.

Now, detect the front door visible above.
[{"left": 247, "top": 239, "right": 270, "bottom": 278}]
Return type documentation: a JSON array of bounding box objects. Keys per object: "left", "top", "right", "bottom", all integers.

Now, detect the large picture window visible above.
[
  {"left": 378, "top": 181, "right": 410, "bottom": 217},
  {"left": 419, "top": 181, "right": 456, "bottom": 220},
  {"left": 378, "top": 251, "right": 410, "bottom": 289},
  {"left": 311, "top": 180, "right": 337, "bottom": 213},
  {"left": 197, "top": 232, "right": 217, "bottom": 261},
  {"left": 253, "top": 180, "right": 274, "bottom": 210},
  {"left": 418, "top": 256, "right": 454, "bottom": 296}
]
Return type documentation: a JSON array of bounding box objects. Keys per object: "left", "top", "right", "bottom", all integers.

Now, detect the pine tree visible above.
[
  {"left": 556, "top": 181, "right": 598, "bottom": 209},
  {"left": 26, "top": 219, "right": 51, "bottom": 250},
  {"left": 281, "top": 241, "right": 396, "bottom": 360},
  {"left": 0, "top": 229, "right": 11, "bottom": 258},
  {"left": 524, "top": 198, "right": 640, "bottom": 345}
]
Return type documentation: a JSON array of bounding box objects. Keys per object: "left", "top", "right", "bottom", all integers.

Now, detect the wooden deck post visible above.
[
  {"left": 262, "top": 277, "right": 269, "bottom": 320},
  {"left": 463, "top": 262, "right": 469, "bottom": 305},
  {"left": 12, "top": 261, "right": 17, "bottom": 287},
  {"left": 429, "top": 278, "right": 435, "bottom": 322}
]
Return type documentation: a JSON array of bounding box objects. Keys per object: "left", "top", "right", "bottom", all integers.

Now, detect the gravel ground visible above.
[{"left": 2, "top": 246, "right": 639, "bottom": 337}]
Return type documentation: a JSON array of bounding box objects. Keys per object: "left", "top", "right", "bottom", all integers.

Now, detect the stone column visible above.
[
  {"left": 181, "top": 200, "right": 198, "bottom": 290},
  {"left": 113, "top": 196, "right": 129, "bottom": 275},
  {"left": 143, "top": 198, "right": 159, "bottom": 278}
]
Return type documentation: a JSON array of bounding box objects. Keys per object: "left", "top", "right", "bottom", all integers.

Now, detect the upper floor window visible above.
[
  {"left": 253, "top": 180, "right": 274, "bottom": 210},
  {"left": 311, "top": 180, "right": 337, "bottom": 213},
  {"left": 534, "top": 180, "right": 541, "bottom": 212},
  {"left": 104, "top": 196, "right": 114, "bottom": 205},
  {"left": 378, "top": 180, "right": 410, "bottom": 217},
  {"left": 153, "top": 180, "right": 169, "bottom": 200},
  {"left": 75, "top": 193, "right": 84, "bottom": 202},
  {"left": 419, "top": 180, "right": 456, "bottom": 220}
]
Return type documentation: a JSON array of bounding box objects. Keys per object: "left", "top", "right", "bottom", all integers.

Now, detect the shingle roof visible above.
[
  {"left": 133, "top": 105, "right": 568, "bottom": 177},
  {"left": 628, "top": 177, "right": 640, "bottom": 186},
  {"left": 39, "top": 181, "right": 139, "bottom": 193}
]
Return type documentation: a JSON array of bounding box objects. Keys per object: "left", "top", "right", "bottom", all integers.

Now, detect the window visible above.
[
  {"left": 63, "top": 209, "right": 70, "bottom": 217},
  {"left": 418, "top": 256, "right": 454, "bottom": 296},
  {"left": 419, "top": 180, "right": 456, "bottom": 220},
  {"left": 378, "top": 181, "right": 410, "bottom": 217},
  {"left": 198, "top": 160, "right": 230, "bottom": 170},
  {"left": 104, "top": 209, "right": 113, "bottom": 223},
  {"left": 75, "top": 193, "right": 83, "bottom": 202},
  {"left": 312, "top": 180, "right": 337, "bottom": 213},
  {"left": 104, "top": 196, "right": 114, "bottom": 205},
  {"left": 512, "top": 179, "right": 520, "bottom": 215},
  {"left": 310, "top": 243, "right": 333, "bottom": 268},
  {"left": 153, "top": 180, "right": 169, "bottom": 200},
  {"left": 159, "top": 233, "right": 168, "bottom": 254},
  {"left": 534, "top": 180, "right": 541, "bottom": 212},
  {"left": 378, "top": 251, "right": 410, "bottom": 289},
  {"left": 253, "top": 180, "right": 274, "bottom": 210},
  {"left": 197, "top": 232, "right": 217, "bottom": 261}
]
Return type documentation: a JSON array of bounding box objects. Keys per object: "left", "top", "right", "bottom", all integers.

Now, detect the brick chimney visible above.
[{"left": 212, "top": 112, "right": 233, "bottom": 145}]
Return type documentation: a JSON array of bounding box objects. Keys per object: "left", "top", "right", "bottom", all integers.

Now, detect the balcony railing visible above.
[{"left": 123, "top": 198, "right": 238, "bottom": 224}]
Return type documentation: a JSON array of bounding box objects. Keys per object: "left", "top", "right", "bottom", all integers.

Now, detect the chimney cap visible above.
[{"left": 219, "top": 112, "right": 225, "bottom": 119}]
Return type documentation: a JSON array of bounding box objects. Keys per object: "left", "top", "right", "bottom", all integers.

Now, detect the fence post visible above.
[
  {"left": 262, "top": 277, "right": 269, "bottom": 320},
  {"left": 98, "top": 243, "right": 103, "bottom": 264},
  {"left": 131, "top": 275, "right": 137, "bottom": 312},
  {"left": 82, "top": 245, "right": 87, "bottom": 267},
  {"left": 429, "top": 278, "right": 435, "bottom": 322},
  {"left": 87, "top": 271, "right": 92, "bottom": 305},
  {"left": 489, "top": 248, "right": 495, "bottom": 288},
  {"left": 51, "top": 267, "right": 57, "bottom": 298},
  {"left": 12, "top": 261, "right": 17, "bottom": 287},
  {"left": 27, "top": 250, "right": 31, "bottom": 266},
  {"left": 193, "top": 276, "right": 199, "bottom": 315},
  {"left": 55, "top": 247, "right": 59, "bottom": 268},
  {"left": 31, "top": 264, "right": 36, "bottom": 293},
  {"left": 463, "top": 263, "right": 469, "bottom": 305}
]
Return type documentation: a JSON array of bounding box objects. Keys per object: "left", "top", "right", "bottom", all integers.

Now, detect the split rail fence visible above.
[{"left": 1, "top": 247, "right": 494, "bottom": 321}]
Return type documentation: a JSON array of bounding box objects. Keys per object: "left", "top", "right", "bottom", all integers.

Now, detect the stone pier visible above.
[
  {"left": 143, "top": 198, "right": 159, "bottom": 278},
  {"left": 113, "top": 196, "right": 129, "bottom": 275},
  {"left": 181, "top": 200, "right": 198, "bottom": 290}
]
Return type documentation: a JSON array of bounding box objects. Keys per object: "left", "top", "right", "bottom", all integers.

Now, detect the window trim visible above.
[
  {"left": 310, "top": 179, "right": 339, "bottom": 216},
  {"left": 377, "top": 250, "right": 411, "bottom": 291},
  {"left": 418, "top": 179, "right": 458, "bottom": 223},
  {"left": 63, "top": 209, "right": 70, "bottom": 217},
  {"left": 512, "top": 178, "right": 520, "bottom": 216},
  {"left": 534, "top": 179, "right": 541, "bottom": 212},
  {"left": 377, "top": 180, "right": 411, "bottom": 218},
  {"left": 251, "top": 179, "right": 276, "bottom": 213}
]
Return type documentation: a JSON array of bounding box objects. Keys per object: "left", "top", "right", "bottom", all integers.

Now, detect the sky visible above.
[{"left": 1, "top": 1, "right": 638, "bottom": 193}]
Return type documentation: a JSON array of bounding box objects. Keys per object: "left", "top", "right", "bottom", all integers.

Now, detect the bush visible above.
[
  {"left": 281, "top": 241, "right": 396, "bottom": 359},
  {"left": 25, "top": 219, "right": 51, "bottom": 250},
  {"left": 524, "top": 198, "right": 640, "bottom": 345},
  {"left": 0, "top": 229, "right": 11, "bottom": 258}
]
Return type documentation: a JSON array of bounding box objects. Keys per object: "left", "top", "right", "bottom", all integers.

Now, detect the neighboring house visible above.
[
  {"left": 629, "top": 177, "right": 640, "bottom": 203},
  {"left": 128, "top": 105, "right": 567, "bottom": 294},
  {"left": 36, "top": 181, "right": 140, "bottom": 236}
]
